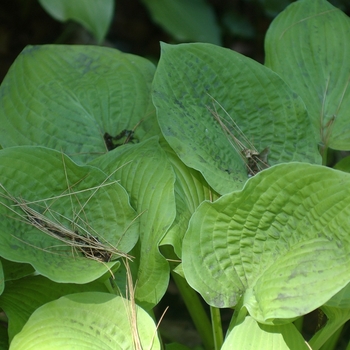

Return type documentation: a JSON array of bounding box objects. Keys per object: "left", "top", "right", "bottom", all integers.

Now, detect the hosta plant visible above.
[{"left": 0, "top": 0, "right": 349, "bottom": 349}]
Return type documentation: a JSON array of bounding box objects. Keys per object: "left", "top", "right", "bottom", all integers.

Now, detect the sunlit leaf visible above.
[
  {"left": 0, "top": 275, "right": 108, "bottom": 342},
  {"left": 183, "top": 163, "right": 350, "bottom": 323},
  {"left": 222, "top": 316, "right": 308, "bottom": 349},
  {"left": 10, "top": 292, "right": 161, "bottom": 349}
]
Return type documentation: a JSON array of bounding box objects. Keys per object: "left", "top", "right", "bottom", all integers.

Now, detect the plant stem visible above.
[
  {"left": 171, "top": 271, "right": 215, "bottom": 350},
  {"left": 294, "top": 316, "right": 304, "bottom": 332},
  {"left": 210, "top": 306, "right": 223, "bottom": 349},
  {"left": 308, "top": 307, "right": 350, "bottom": 350},
  {"left": 320, "top": 143, "right": 329, "bottom": 166},
  {"left": 319, "top": 325, "right": 343, "bottom": 350},
  {"left": 226, "top": 297, "right": 245, "bottom": 334}
]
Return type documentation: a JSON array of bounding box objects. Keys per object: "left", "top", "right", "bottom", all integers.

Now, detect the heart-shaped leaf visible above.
[
  {"left": 0, "top": 146, "right": 139, "bottom": 283},
  {"left": 0, "top": 275, "right": 108, "bottom": 342},
  {"left": 183, "top": 163, "right": 350, "bottom": 323},
  {"left": 265, "top": 0, "right": 350, "bottom": 151},
  {"left": 153, "top": 43, "right": 320, "bottom": 194},
  {"left": 10, "top": 292, "right": 161, "bottom": 349},
  {"left": 0, "top": 45, "right": 158, "bottom": 164}
]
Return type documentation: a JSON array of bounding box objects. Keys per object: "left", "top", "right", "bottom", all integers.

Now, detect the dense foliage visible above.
[{"left": 0, "top": 0, "right": 350, "bottom": 349}]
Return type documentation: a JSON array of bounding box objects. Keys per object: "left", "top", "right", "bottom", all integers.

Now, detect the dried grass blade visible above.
[
  {"left": 206, "top": 93, "right": 269, "bottom": 176},
  {"left": 0, "top": 183, "right": 133, "bottom": 262}
]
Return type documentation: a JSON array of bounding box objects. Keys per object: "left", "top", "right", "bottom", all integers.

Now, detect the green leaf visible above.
[
  {"left": 0, "top": 258, "right": 35, "bottom": 282},
  {"left": 325, "top": 282, "right": 350, "bottom": 309},
  {"left": 38, "top": 0, "right": 114, "bottom": 42},
  {"left": 334, "top": 155, "right": 350, "bottom": 172},
  {"left": 0, "top": 275, "right": 108, "bottom": 342},
  {"left": 222, "top": 11, "right": 255, "bottom": 39},
  {"left": 90, "top": 138, "right": 176, "bottom": 308},
  {"left": 152, "top": 42, "right": 320, "bottom": 195},
  {"left": 165, "top": 343, "right": 192, "bottom": 350},
  {"left": 258, "top": 0, "right": 293, "bottom": 17},
  {"left": 0, "top": 260, "right": 3, "bottom": 296},
  {"left": 160, "top": 141, "right": 218, "bottom": 257},
  {"left": 222, "top": 316, "right": 308, "bottom": 349},
  {"left": 0, "top": 325, "right": 8, "bottom": 350},
  {"left": 0, "top": 146, "right": 139, "bottom": 283},
  {"left": 0, "top": 45, "right": 158, "bottom": 164},
  {"left": 182, "top": 163, "right": 350, "bottom": 322},
  {"left": 10, "top": 292, "right": 161, "bottom": 350},
  {"left": 141, "top": 0, "right": 221, "bottom": 45},
  {"left": 309, "top": 305, "right": 350, "bottom": 349},
  {"left": 265, "top": 0, "right": 350, "bottom": 151}
]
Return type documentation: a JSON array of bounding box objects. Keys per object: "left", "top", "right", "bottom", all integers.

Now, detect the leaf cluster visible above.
[{"left": 0, "top": 0, "right": 350, "bottom": 349}]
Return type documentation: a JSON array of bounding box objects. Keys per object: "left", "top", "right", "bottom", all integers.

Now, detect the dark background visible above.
[{"left": 1, "top": 0, "right": 348, "bottom": 83}]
